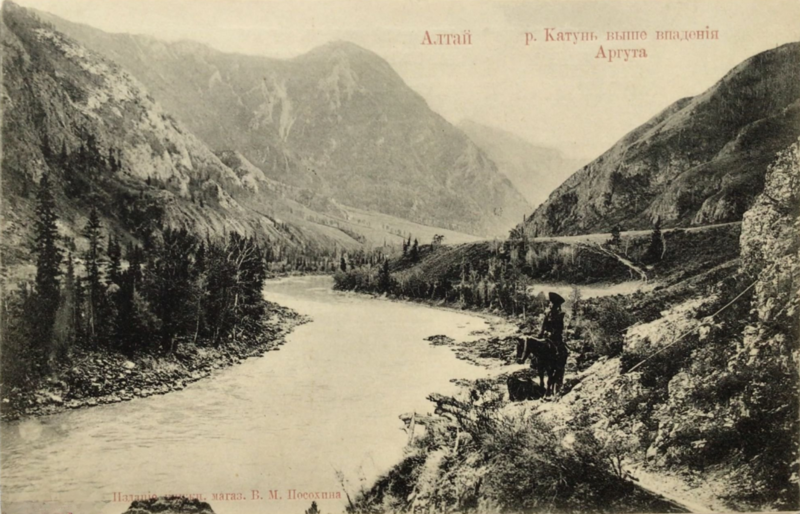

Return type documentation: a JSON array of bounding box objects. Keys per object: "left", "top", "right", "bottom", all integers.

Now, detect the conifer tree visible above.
[
  {"left": 83, "top": 207, "right": 104, "bottom": 343},
  {"left": 107, "top": 236, "right": 122, "bottom": 286},
  {"left": 33, "top": 173, "right": 62, "bottom": 366},
  {"left": 378, "top": 259, "right": 392, "bottom": 293},
  {"left": 647, "top": 218, "right": 664, "bottom": 263},
  {"left": 53, "top": 253, "right": 77, "bottom": 359},
  {"left": 609, "top": 224, "right": 622, "bottom": 247},
  {"left": 74, "top": 275, "right": 87, "bottom": 345}
]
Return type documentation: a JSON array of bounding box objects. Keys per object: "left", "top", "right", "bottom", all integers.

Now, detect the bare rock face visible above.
[
  {"left": 1, "top": 1, "right": 372, "bottom": 263},
  {"left": 740, "top": 136, "right": 800, "bottom": 323},
  {"left": 652, "top": 136, "right": 800, "bottom": 506},
  {"left": 523, "top": 43, "right": 800, "bottom": 236},
  {"left": 37, "top": 13, "right": 531, "bottom": 237},
  {"left": 122, "top": 497, "right": 214, "bottom": 514}
]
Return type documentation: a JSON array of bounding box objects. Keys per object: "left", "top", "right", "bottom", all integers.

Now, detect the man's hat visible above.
[{"left": 548, "top": 292, "right": 565, "bottom": 306}]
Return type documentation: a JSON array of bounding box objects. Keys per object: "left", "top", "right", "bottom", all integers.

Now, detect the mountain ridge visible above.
[
  {"left": 35, "top": 9, "right": 531, "bottom": 236},
  {"left": 457, "top": 120, "right": 587, "bottom": 209},
  {"left": 523, "top": 41, "right": 800, "bottom": 237},
  {"left": 0, "top": 1, "right": 423, "bottom": 271}
]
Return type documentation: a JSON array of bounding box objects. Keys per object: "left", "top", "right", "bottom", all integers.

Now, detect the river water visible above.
[{"left": 1, "top": 276, "right": 498, "bottom": 514}]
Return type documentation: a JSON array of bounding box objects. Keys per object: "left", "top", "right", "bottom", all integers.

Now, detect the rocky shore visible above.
[{"left": 0, "top": 302, "right": 309, "bottom": 422}]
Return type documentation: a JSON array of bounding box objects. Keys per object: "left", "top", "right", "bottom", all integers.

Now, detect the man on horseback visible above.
[
  {"left": 514, "top": 292, "right": 569, "bottom": 398},
  {"left": 540, "top": 292, "right": 568, "bottom": 394}
]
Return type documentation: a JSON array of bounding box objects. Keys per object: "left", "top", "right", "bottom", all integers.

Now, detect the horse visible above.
[
  {"left": 506, "top": 375, "right": 546, "bottom": 402},
  {"left": 515, "top": 336, "right": 564, "bottom": 397}
]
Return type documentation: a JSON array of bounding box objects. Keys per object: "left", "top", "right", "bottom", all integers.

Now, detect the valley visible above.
[{"left": 1, "top": 1, "right": 798, "bottom": 514}]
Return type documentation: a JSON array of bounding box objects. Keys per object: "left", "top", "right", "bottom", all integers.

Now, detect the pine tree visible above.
[
  {"left": 53, "top": 253, "right": 77, "bottom": 359},
  {"left": 145, "top": 228, "right": 200, "bottom": 353},
  {"left": 609, "top": 224, "right": 622, "bottom": 247},
  {"left": 74, "top": 275, "right": 87, "bottom": 345},
  {"left": 83, "top": 207, "right": 104, "bottom": 344},
  {"left": 647, "top": 218, "right": 664, "bottom": 263},
  {"left": 340, "top": 256, "right": 347, "bottom": 272},
  {"left": 107, "top": 236, "right": 122, "bottom": 286},
  {"left": 32, "top": 173, "right": 63, "bottom": 367},
  {"left": 378, "top": 259, "right": 392, "bottom": 293},
  {"left": 126, "top": 242, "right": 144, "bottom": 290},
  {"left": 41, "top": 130, "right": 54, "bottom": 164},
  {"left": 411, "top": 238, "right": 419, "bottom": 263}
]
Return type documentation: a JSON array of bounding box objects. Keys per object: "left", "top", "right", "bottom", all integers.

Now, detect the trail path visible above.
[{"left": 625, "top": 464, "right": 728, "bottom": 513}]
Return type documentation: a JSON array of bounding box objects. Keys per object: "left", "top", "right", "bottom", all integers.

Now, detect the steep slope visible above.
[
  {"left": 0, "top": 2, "right": 368, "bottom": 269},
  {"left": 458, "top": 120, "right": 586, "bottom": 208},
  {"left": 523, "top": 42, "right": 800, "bottom": 237},
  {"left": 35, "top": 12, "right": 531, "bottom": 236}
]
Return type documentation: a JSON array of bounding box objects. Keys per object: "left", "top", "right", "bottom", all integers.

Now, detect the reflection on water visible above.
[{"left": 1, "top": 276, "right": 496, "bottom": 514}]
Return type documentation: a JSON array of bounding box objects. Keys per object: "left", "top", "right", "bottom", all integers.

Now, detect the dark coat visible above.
[{"left": 540, "top": 308, "right": 567, "bottom": 361}]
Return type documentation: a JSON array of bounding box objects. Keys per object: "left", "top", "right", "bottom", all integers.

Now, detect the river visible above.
[{"left": 0, "top": 276, "right": 499, "bottom": 514}]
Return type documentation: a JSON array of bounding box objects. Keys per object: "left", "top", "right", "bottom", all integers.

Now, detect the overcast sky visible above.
[{"left": 16, "top": 0, "right": 800, "bottom": 159}]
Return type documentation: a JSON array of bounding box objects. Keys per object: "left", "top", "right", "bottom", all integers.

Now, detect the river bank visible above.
[
  {"left": 0, "top": 302, "right": 308, "bottom": 422},
  {"left": 345, "top": 275, "right": 737, "bottom": 513},
  {"left": 2, "top": 276, "right": 501, "bottom": 514}
]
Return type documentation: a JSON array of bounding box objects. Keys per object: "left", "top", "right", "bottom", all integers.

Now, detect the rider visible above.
[{"left": 540, "top": 292, "right": 567, "bottom": 369}]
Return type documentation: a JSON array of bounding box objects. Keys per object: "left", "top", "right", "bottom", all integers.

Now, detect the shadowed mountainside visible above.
[{"left": 523, "top": 42, "right": 800, "bottom": 237}]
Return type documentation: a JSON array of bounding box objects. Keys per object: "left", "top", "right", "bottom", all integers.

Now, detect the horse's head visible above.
[{"left": 515, "top": 337, "right": 530, "bottom": 364}]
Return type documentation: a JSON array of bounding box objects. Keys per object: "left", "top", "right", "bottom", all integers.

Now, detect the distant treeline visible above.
[
  {"left": 333, "top": 223, "right": 741, "bottom": 319},
  {"left": 332, "top": 234, "right": 635, "bottom": 319}
]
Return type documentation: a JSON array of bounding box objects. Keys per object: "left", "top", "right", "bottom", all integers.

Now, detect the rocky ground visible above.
[
  {"left": 414, "top": 290, "right": 728, "bottom": 512},
  {"left": 0, "top": 303, "right": 309, "bottom": 421}
]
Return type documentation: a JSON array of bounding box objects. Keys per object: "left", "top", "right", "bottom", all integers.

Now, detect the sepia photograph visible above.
[{"left": 0, "top": 0, "right": 798, "bottom": 513}]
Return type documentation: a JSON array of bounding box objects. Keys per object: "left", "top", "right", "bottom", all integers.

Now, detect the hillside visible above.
[
  {"left": 523, "top": 42, "right": 800, "bottom": 237},
  {"left": 338, "top": 139, "right": 799, "bottom": 513},
  {"left": 2, "top": 2, "right": 491, "bottom": 280},
  {"left": 458, "top": 120, "right": 586, "bottom": 208},
  {"left": 37, "top": 12, "right": 531, "bottom": 237},
  {"left": 1, "top": 2, "right": 388, "bottom": 268}
]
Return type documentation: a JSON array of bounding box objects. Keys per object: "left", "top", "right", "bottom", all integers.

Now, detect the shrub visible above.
[{"left": 584, "top": 297, "right": 636, "bottom": 357}]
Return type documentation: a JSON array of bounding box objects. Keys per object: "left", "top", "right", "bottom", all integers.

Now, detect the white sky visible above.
[{"left": 15, "top": 0, "right": 800, "bottom": 159}]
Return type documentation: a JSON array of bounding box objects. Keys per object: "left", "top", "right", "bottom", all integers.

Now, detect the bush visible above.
[
  {"left": 350, "top": 386, "right": 681, "bottom": 514},
  {"left": 584, "top": 297, "right": 636, "bottom": 357},
  {"left": 480, "top": 414, "right": 635, "bottom": 512}
]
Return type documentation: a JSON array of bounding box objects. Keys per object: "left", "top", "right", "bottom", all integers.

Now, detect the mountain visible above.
[
  {"left": 457, "top": 120, "right": 586, "bottom": 208},
  {"left": 36, "top": 13, "right": 531, "bottom": 237},
  {"left": 522, "top": 42, "right": 800, "bottom": 237},
  {"left": 0, "top": 1, "right": 399, "bottom": 268}
]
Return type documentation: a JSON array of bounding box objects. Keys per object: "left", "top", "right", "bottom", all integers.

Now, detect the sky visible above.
[{"left": 14, "top": 0, "right": 800, "bottom": 160}]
